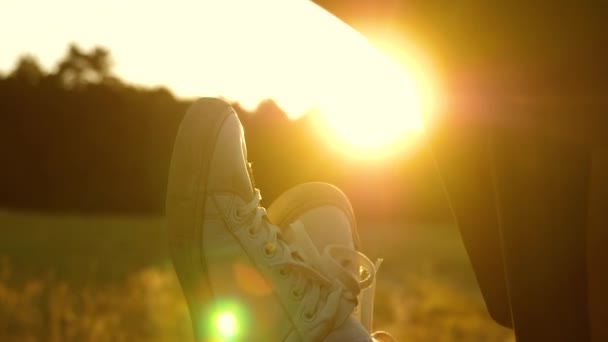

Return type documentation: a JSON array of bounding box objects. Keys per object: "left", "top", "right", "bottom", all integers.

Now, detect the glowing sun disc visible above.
[{"left": 182, "top": 0, "right": 434, "bottom": 158}]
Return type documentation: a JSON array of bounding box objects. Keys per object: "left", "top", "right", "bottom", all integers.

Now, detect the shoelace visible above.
[
  {"left": 371, "top": 330, "right": 397, "bottom": 342},
  {"left": 236, "top": 190, "right": 394, "bottom": 339},
  {"left": 358, "top": 258, "right": 383, "bottom": 333},
  {"left": 285, "top": 221, "right": 383, "bottom": 332},
  {"left": 235, "top": 189, "right": 342, "bottom": 321}
]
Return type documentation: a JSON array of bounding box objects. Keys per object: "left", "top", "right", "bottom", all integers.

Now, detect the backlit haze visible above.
[{"left": 2, "top": 0, "right": 436, "bottom": 159}]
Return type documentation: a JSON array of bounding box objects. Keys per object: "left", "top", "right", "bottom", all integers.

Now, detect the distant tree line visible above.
[{"left": 0, "top": 44, "right": 451, "bottom": 222}]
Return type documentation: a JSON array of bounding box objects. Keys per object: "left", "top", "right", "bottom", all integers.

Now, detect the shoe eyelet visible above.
[
  {"left": 290, "top": 288, "right": 303, "bottom": 300},
  {"left": 303, "top": 310, "right": 317, "bottom": 322},
  {"left": 232, "top": 207, "right": 245, "bottom": 224},
  {"left": 263, "top": 242, "right": 276, "bottom": 258},
  {"left": 247, "top": 227, "right": 258, "bottom": 237},
  {"left": 278, "top": 267, "right": 289, "bottom": 278}
]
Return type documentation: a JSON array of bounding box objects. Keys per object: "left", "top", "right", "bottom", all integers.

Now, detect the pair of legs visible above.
[{"left": 165, "top": 98, "right": 392, "bottom": 341}]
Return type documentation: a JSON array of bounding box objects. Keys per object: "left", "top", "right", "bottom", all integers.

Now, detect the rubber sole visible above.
[{"left": 166, "top": 98, "right": 234, "bottom": 340}]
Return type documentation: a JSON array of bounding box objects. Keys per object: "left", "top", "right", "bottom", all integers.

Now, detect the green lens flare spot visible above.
[
  {"left": 214, "top": 311, "right": 238, "bottom": 338},
  {"left": 201, "top": 298, "right": 250, "bottom": 341}
]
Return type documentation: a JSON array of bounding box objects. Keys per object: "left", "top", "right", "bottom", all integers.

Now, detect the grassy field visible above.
[{"left": 0, "top": 210, "right": 514, "bottom": 341}]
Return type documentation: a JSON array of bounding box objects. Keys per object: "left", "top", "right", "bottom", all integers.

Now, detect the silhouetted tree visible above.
[
  {"left": 8, "top": 55, "right": 44, "bottom": 85},
  {"left": 0, "top": 44, "right": 449, "bottom": 221},
  {"left": 56, "top": 44, "right": 113, "bottom": 88},
  {"left": 87, "top": 46, "right": 112, "bottom": 80}
]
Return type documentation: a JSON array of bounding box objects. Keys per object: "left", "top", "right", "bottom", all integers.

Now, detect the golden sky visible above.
[{"left": 2, "top": 0, "right": 435, "bottom": 157}]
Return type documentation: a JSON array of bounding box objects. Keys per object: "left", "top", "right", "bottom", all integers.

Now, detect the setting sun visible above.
[
  {"left": 188, "top": 0, "right": 432, "bottom": 158},
  {"left": 2, "top": 0, "right": 434, "bottom": 158}
]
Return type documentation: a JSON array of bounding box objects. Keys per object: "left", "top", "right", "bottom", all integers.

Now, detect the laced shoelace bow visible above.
[
  {"left": 235, "top": 189, "right": 340, "bottom": 321},
  {"left": 235, "top": 189, "right": 386, "bottom": 330},
  {"left": 285, "top": 221, "right": 382, "bottom": 332}
]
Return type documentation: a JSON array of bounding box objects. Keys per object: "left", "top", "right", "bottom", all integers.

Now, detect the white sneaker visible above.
[
  {"left": 166, "top": 98, "right": 366, "bottom": 341},
  {"left": 268, "top": 182, "right": 396, "bottom": 342}
]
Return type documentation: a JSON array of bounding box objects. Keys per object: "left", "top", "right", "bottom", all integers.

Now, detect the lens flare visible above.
[
  {"left": 201, "top": 299, "right": 250, "bottom": 341},
  {"left": 233, "top": 262, "right": 273, "bottom": 296},
  {"left": 214, "top": 311, "right": 238, "bottom": 338}
]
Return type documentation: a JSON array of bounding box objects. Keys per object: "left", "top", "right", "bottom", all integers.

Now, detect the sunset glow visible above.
[{"left": 2, "top": 0, "right": 435, "bottom": 158}]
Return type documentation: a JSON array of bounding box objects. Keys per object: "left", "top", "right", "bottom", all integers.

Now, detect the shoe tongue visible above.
[
  {"left": 208, "top": 113, "right": 255, "bottom": 201},
  {"left": 237, "top": 135, "right": 255, "bottom": 201},
  {"left": 224, "top": 132, "right": 254, "bottom": 201},
  {"left": 284, "top": 207, "right": 357, "bottom": 274},
  {"left": 291, "top": 207, "right": 353, "bottom": 248}
]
